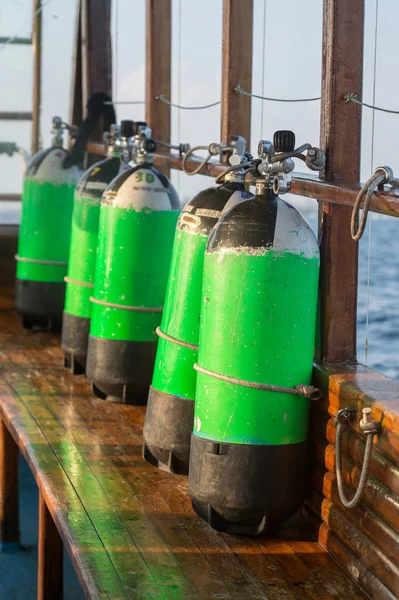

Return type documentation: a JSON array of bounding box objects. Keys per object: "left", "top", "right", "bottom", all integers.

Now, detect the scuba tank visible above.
[
  {"left": 15, "top": 117, "right": 82, "bottom": 331},
  {"left": 62, "top": 120, "right": 135, "bottom": 374},
  {"left": 143, "top": 136, "right": 253, "bottom": 475},
  {"left": 86, "top": 123, "right": 181, "bottom": 404},
  {"left": 188, "top": 131, "right": 325, "bottom": 535}
]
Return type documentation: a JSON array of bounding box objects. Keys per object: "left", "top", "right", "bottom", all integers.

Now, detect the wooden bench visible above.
[{"left": 0, "top": 309, "right": 367, "bottom": 599}]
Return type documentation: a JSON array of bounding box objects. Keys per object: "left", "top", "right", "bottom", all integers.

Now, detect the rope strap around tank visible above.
[
  {"left": 64, "top": 277, "right": 94, "bottom": 289},
  {"left": 90, "top": 297, "right": 163, "bottom": 313},
  {"left": 15, "top": 255, "right": 68, "bottom": 266},
  {"left": 194, "top": 364, "right": 321, "bottom": 400},
  {"left": 156, "top": 326, "right": 198, "bottom": 351}
]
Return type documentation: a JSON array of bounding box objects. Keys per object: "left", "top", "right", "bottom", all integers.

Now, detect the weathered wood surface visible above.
[
  {"left": 318, "top": 0, "right": 364, "bottom": 362},
  {"left": 220, "top": 0, "right": 253, "bottom": 160},
  {"left": 0, "top": 309, "right": 367, "bottom": 599},
  {"left": 306, "top": 363, "right": 399, "bottom": 597},
  {"left": 146, "top": 0, "right": 171, "bottom": 177}
]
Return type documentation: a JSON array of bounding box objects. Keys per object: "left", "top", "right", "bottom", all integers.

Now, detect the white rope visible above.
[
  {"left": 260, "top": 0, "right": 267, "bottom": 138},
  {"left": 157, "top": 95, "right": 221, "bottom": 110},
  {"left": 236, "top": 85, "right": 321, "bottom": 103}
]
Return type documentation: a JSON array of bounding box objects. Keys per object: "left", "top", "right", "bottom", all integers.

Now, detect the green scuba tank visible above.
[
  {"left": 86, "top": 124, "right": 180, "bottom": 404},
  {"left": 62, "top": 120, "right": 135, "bottom": 374},
  {"left": 143, "top": 136, "right": 253, "bottom": 475},
  {"left": 15, "top": 117, "right": 82, "bottom": 331},
  {"left": 189, "top": 131, "right": 325, "bottom": 535}
]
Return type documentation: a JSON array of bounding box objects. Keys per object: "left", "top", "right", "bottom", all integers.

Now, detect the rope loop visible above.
[
  {"left": 351, "top": 166, "right": 398, "bottom": 241},
  {"left": 335, "top": 407, "right": 380, "bottom": 509}
]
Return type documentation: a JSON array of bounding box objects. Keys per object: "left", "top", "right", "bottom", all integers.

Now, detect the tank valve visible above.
[{"left": 254, "top": 131, "right": 326, "bottom": 195}]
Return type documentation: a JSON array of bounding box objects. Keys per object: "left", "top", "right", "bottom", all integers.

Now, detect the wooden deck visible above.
[{"left": 0, "top": 308, "right": 367, "bottom": 599}]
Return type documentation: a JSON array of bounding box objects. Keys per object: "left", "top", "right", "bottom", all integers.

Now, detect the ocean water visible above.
[
  {"left": 1, "top": 201, "right": 398, "bottom": 381},
  {"left": 306, "top": 211, "right": 399, "bottom": 382}
]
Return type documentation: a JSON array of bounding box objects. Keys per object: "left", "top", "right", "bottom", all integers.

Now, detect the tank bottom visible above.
[
  {"left": 86, "top": 335, "right": 157, "bottom": 405},
  {"left": 143, "top": 387, "right": 194, "bottom": 475},
  {"left": 189, "top": 435, "right": 307, "bottom": 536},
  {"left": 15, "top": 278, "right": 65, "bottom": 332},
  {"left": 61, "top": 312, "right": 90, "bottom": 375}
]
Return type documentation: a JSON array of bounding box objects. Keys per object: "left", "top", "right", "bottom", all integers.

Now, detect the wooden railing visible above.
[{"left": 4, "top": 1, "right": 397, "bottom": 596}]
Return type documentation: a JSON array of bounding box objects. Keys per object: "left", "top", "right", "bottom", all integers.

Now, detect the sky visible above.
[{"left": 1, "top": 0, "right": 397, "bottom": 206}]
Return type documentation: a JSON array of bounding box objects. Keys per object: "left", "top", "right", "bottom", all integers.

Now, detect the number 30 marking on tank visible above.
[{"left": 136, "top": 172, "right": 155, "bottom": 184}]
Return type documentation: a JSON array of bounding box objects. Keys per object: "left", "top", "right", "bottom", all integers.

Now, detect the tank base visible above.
[
  {"left": 61, "top": 312, "right": 90, "bottom": 375},
  {"left": 143, "top": 387, "right": 194, "bottom": 475},
  {"left": 15, "top": 278, "right": 65, "bottom": 332},
  {"left": 188, "top": 435, "right": 307, "bottom": 536},
  {"left": 86, "top": 335, "right": 157, "bottom": 405}
]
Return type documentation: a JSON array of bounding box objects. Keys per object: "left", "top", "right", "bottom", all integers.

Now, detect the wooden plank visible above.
[
  {"left": 145, "top": 0, "right": 171, "bottom": 177},
  {"left": 0, "top": 194, "right": 21, "bottom": 201},
  {"left": 0, "top": 391, "right": 128, "bottom": 599},
  {"left": 39, "top": 366, "right": 367, "bottom": 600},
  {"left": 0, "top": 37, "right": 31, "bottom": 45},
  {"left": 84, "top": 142, "right": 399, "bottom": 218},
  {"left": 322, "top": 445, "right": 399, "bottom": 532},
  {"left": 0, "top": 112, "right": 32, "bottom": 121},
  {"left": 0, "top": 311, "right": 371, "bottom": 599},
  {"left": 323, "top": 418, "right": 399, "bottom": 496},
  {"left": 319, "top": 524, "right": 396, "bottom": 600},
  {"left": 220, "top": 0, "right": 253, "bottom": 159},
  {"left": 321, "top": 499, "right": 399, "bottom": 596},
  {"left": 318, "top": 0, "right": 364, "bottom": 362},
  {"left": 308, "top": 471, "right": 399, "bottom": 567},
  {"left": 69, "top": 0, "right": 83, "bottom": 131},
  {"left": 32, "top": 0, "right": 42, "bottom": 154},
  {"left": 0, "top": 418, "right": 19, "bottom": 546},
  {"left": 38, "top": 493, "right": 64, "bottom": 600}
]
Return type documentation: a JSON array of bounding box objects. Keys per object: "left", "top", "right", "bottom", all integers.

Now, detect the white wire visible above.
[
  {"left": 177, "top": 0, "right": 182, "bottom": 192},
  {"left": 365, "top": 0, "right": 379, "bottom": 365},
  {"left": 260, "top": 0, "right": 267, "bottom": 139},
  {"left": 0, "top": 0, "right": 56, "bottom": 52},
  {"left": 114, "top": 0, "right": 119, "bottom": 105}
]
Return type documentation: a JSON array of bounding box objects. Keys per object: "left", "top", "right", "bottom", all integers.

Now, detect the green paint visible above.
[
  {"left": 151, "top": 228, "right": 207, "bottom": 399},
  {"left": 90, "top": 206, "right": 179, "bottom": 341},
  {"left": 16, "top": 178, "right": 76, "bottom": 282},
  {"left": 64, "top": 194, "right": 102, "bottom": 318},
  {"left": 194, "top": 249, "right": 319, "bottom": 446}
]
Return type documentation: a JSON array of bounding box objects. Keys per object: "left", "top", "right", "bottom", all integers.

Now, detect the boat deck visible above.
[{"left": 0, "top": 308, "right": 366, "bottom": 599}]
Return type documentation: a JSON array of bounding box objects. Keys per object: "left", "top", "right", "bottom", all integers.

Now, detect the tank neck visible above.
[
  {"left": 136, "top": 155, "right": 153, "bottom": 166},
  {"left": 223, "top": 170, "right": 245, "bottom": 185},
  {"left": 106, "top": 145, "right": 122, "bottom": 159},
  {"left": 255, "top": 177, "right": 274, "bottom": 197}
]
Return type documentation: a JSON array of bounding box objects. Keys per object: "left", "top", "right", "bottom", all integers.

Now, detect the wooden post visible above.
[
  {"left": 220, "top": 0, "right": 253, "bottom": 161},
  {"left": 69, "top": 0, "right": 83, "bottom": 134},
  {"left": 81, "top": 0, "right": 112, "bottom": 108},
  {"left": 0, "top": 419, "right": 19, "bottom": 547},
  {"left": 146, "top": 0, "right": 172, "bottom": 177},
  {"left": 318, "top": 0, "right": 364, "bottom": 363},
  {"left": 80, "top": 0, "right": 112, "bottom": 165},
  {"left": 31, "top": 0, "right": 42, "bottom": 155},
  {"left": 38, "top": 493, "right": 63, "bottom": 600}
]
